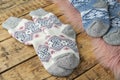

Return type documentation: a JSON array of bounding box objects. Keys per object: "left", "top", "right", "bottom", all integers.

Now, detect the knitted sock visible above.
[
  {"left": 2, "top": 17, "right": 79, "bottom": 76},
  {"left": 29, "top": 8, "right": 80, "bottom": 69},
  {"left": 69, "top": 0, "right": 110, "bottom": 37},
  {"left": 2, "top": 17, "right": 34, "bottom": 45},
  {"left": 103, "top": 0, "right": 120, "bottom": 45}
]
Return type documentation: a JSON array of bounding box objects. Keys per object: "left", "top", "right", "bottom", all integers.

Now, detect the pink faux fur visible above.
[
  {"left": 50, "top": 0, "right": 120, "bottom": 79},
  {"left": 92, "top": 38, "right": 120, "bottom": 80},
  {"left": 49, "top": 0, "right": 83, "bottom": 31}
]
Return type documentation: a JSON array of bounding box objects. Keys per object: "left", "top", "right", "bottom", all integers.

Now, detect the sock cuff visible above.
[
  {"left": 2, "top": 17, "right": 35, "bottom": 45},
  {"left": 29, "top": 8, "right": 54, "bottom": 20},
  {"left": 29, "top": 8, "right": 58, "bottom": 21},
  {"left": 2, "top": 17, "right": 22, "bottom": 30},
  {"left": 29, "top": 8, "right": 48, "bottom": 18},
  {"left": 29, "top": 8, "right": 62, "bottom": 30}
]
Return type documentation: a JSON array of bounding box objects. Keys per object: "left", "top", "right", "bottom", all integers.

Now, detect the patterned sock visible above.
[
  {"left": 2, "top": 16, "right": 80, "bottom": 76},
  {"left": 69, "top": 0, "right": 110, "bottom": 37},
  {"left": 29, "top": 8, "right": 80, "bottom": 70},
  {"left": 2, "top": 17, "right": 34, "bottom": 45},
  {"left": 103, "top": 0, "right": 120, "bottom": 45}
]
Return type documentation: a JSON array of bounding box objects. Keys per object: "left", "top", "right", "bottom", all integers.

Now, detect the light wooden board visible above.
[
  {"left": 75, "top": 64, "right": 114, "bottom": 80},
  {"left": 0, "top": 0, "right": 115, "bottom": 80}
]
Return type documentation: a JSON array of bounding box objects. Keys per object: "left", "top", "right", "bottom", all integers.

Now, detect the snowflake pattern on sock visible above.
[
  {"left": 14, "top": 15, "right": 62, "bottom": 44},
  {"left": 14, "top": 22, "right": 39, "bottom": 44},
  {"left": 108, "top": 0, "right": 120, "bottom": 27},
  {"left": 37, "top": 36, "right": 78, "bottom": 62},
  {"left": 82, "top": 9, "right": 109, "bottom": 27},
  {"left": 14, "top": 31, "right": 32, "bottom": 43},
  {"left": 37, "top": 45, "right": 51, "bottom": 62},
  {"left": 108, "top": 1, "right": 120, "bottom": 17},
  {"left": 48, "top": 36, "right": 78, "bottom": 52},
  {"left": 111, "top": 17, "right": 120, "bottom": 27},
  {"left": 83, "top": 9, "right": 108, "bottom": 20},
  {"left": 25, "top": 22, "right": 41, "bottom": 32},
  {"left": 35, "top": 15, "right": 62, "bottom": 29},
  {"left": 106, "top": 0, "right": 117, "bottom": 5},
  {"left": 71, "top": 0, "right": 89, "bottom": 8}
]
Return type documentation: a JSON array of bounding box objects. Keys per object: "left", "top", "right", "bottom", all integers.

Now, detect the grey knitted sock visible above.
[
  {"left": 29, "top": 8, "right": 80, "bottom": 70},
  {"left": 2, "top": 16, "right": 79, "bottom": 76},
  {"left": 69, "top": 0, "right": 110, "bottom": 37},
  {"left": 103, "top": 1, "right": 120, "bottom": 45}
]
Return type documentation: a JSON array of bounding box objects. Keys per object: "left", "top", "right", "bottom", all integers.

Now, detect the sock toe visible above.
[
  {"left": 86, "top": 20, "right": 109, "bottom": 37},
  {"left": 61, "top": 25, "right": 76, "bottom": 39},
  {"left": 2, "top": 17, "right": 22, "bottom": 30},
  {"left": 56, "top": 53, "right": 79, "bottom": 69},
  {"left": 47, "top": 64, "right": 73, "bottom": 76},
  {"left": 103, "top": 29, "right": 120, "bottom": 45}
]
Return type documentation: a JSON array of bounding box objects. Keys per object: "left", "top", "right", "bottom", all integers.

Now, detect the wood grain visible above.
[
  {"left": 0, "top": 38, "right": 35, "bottom": 73},
  {"left": 75, "top": 64, "right": 115, "bottom": 80},
  {"left": 0, "top": 1, "right": 81, "bottom": 76},
  {"left": 0, "top": 33, "right": 97, "bottom": 80},
  {"left": 0, "top": 0, "right": 52, "bottom": 24},
  {"left": 0, "top": 0, "right": 115, "bottom": 80}
]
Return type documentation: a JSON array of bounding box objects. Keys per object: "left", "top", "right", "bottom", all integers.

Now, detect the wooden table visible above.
[{"left": 0, "top": 0, "right": 115, "bottom": 80}]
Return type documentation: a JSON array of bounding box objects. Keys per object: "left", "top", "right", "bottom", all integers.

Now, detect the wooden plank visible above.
[
  {"left": 0, "top": 5, "right": 62, "bottom": 41},
  {"left": 1, "top": 56, "right": 69, "bottom": 80},
  {"left": 0, "top": 16, "right": 80, "bottom": 42},
  {"left": 0, "top": 3, "right": 66, "bottom": 42},
  {"left": 44, "top": 77, "right": 67, "bottom": 80},
  {"left": 0, "top": 0, "right": 32, "bottom": 12},
  {"left": 0, "top": 0, "right": 53, "bottom": 41},
  {"left": 46, "top": 32, "right": 97, "bottom": 80},
  {"left": 0, "top": 14, "right": 81, "bottom": 42},
  {"left": 0, "top": 2, "right": 80, "bottom": 72},
  {"left": 1, "top": 57, "right": 51, "bottom": 80},
  {"left": 20, "top": 4, "right": 63, "bottom": 20},
  {"left": 1, "top": 68, "right": 24, "bottom": 80},
  {"left": 0, "top": 0, "right": 102, "bottom": 80},
  {"left": 0, "top": 32, "right": 97, "bottom": 80},
  {"left": 75, "top": 64, "right": 115, "bottom": 80},
  {"left": 0, "top": 75, "right": 5, "bottom": 80},
  {"left": 0, "top": 15, "right": 71, "bottom": 42},
  {"left": 0, "top": 30, "right": 11, "bottom": 42},
  {"left": 0, "top": 0, "right": 52, "bottom": 24},
  {"left": 44, "top": 4, "right": 63, "bottom": 16},
  {"left": 0, "top": 38, "right": 35, "bottom": 73}
]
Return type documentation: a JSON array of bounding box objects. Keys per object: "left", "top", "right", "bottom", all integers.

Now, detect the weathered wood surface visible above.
[{"left": 0, "top": 0, "right": 115, "bottom": 80}]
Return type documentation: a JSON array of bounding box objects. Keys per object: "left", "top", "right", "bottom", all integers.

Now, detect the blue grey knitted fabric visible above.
[{"left": 69, "top": 0, "right": 110, "bottom": 37}]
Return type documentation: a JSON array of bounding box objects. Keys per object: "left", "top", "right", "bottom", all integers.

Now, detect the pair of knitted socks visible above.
[
  {"left": 2, "top": 9, "right": 80, "bottom": 76},
  {"left": 70, "top": 0, "right": 120, "bottom": 45}
]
